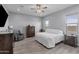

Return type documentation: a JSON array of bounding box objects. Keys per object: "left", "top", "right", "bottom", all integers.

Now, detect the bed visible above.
[{"left": 35, "top": 29, "right": 64, "bottom": 48}]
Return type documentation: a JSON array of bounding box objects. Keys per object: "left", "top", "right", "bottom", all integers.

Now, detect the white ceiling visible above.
[{"left": 3, "top": 4, "right": 74, "bottom": 17}]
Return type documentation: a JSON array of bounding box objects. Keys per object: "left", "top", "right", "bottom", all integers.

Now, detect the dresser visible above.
[
  {"left": 0, "top": 33, "right": 13, "bottom": 54},
  {"left": 26, "top": 25, "right": 35, "bottom": 38},
  {"left": 64, "top": 35, "right": 77, "bottom": 47}
]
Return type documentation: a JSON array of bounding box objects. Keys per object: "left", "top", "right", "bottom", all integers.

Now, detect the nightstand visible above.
[
  {"left": 64, "top": 35, "right": 77, "bottom": 47},
  {"left": 39, "top": 29, "right": 45, "bottom": 32}
]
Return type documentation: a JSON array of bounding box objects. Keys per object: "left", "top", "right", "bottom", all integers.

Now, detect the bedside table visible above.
[
  {"left": 39, "top": 29, "right": 45, "bottom": 32},
  {"left": 64, "top": 35, "right": 77, "bottom": 47}
]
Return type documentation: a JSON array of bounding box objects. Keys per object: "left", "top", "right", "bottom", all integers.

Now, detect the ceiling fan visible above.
[{"left": 31, "top": 4, "right": 47, "bottom": 13}]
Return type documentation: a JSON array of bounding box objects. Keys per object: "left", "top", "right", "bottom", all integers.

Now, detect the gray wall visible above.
[
  {"left": 8, "top": 13, "right": 41, "bottom": 36},
  {"left": 42, "top": 5, "right": 79, "bottom": 46}
]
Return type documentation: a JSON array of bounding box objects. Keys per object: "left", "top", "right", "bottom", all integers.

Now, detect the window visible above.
[
  {"left": 66, "top": 15, "right": 78, "bottom": 35},
  {"left": 66, "top": 15, "right": 78, "bottom": 24},
  {"left": 45, "top": 20, "right": 49, "bottom": 27}
]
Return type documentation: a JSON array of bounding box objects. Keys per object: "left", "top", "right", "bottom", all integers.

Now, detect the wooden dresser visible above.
[
  {"left": 64, "top": 35, "right": 77, "bottom": 47},
  {"left": 0, "top": 33, "right": 13, "bottom": 54},
  {"left": 26, "top": 25, "right": 35, "bottom": 38}
]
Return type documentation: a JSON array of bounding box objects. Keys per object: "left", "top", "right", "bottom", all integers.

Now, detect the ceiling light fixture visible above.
[
  {"left": 17, "top": 5, "right": 24, "bottom": 12},
  {"left": 31, "top": 4, "right": 47, "bottom": 16}
]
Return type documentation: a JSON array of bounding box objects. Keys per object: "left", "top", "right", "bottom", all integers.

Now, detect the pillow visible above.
[{"left": 46, "top": 29, "right": 63, "bottom": 34}]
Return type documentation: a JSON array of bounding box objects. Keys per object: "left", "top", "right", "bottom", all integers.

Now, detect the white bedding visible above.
[{"left": 35, "top": 29, "right": 64, "bottom": 48}]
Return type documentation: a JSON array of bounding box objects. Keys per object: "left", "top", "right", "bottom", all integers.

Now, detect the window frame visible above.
[{"left": 66, "top": 14, "right": 78, "bottom": 36}]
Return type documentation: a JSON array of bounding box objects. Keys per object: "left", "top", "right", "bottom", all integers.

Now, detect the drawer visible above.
[{"left": 65, "top": 35, "right": 77, "bottom": 47}]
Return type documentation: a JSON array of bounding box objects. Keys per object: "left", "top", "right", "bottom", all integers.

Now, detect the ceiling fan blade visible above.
[
  {"left": 42, "top": 10, "right": 45, "bottom": 12},
  {"left": 43, "top": 7, "right": 47, "bottom": 9}
]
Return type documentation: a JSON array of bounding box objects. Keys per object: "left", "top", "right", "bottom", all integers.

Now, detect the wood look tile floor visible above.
[{"left": 13, "top": 37, "right": 79, "bottom": 54}]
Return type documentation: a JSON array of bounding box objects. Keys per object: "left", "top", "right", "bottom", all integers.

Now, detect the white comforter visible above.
[{"left": 35, "top": 32, "right": 64, "bottom": 48}]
